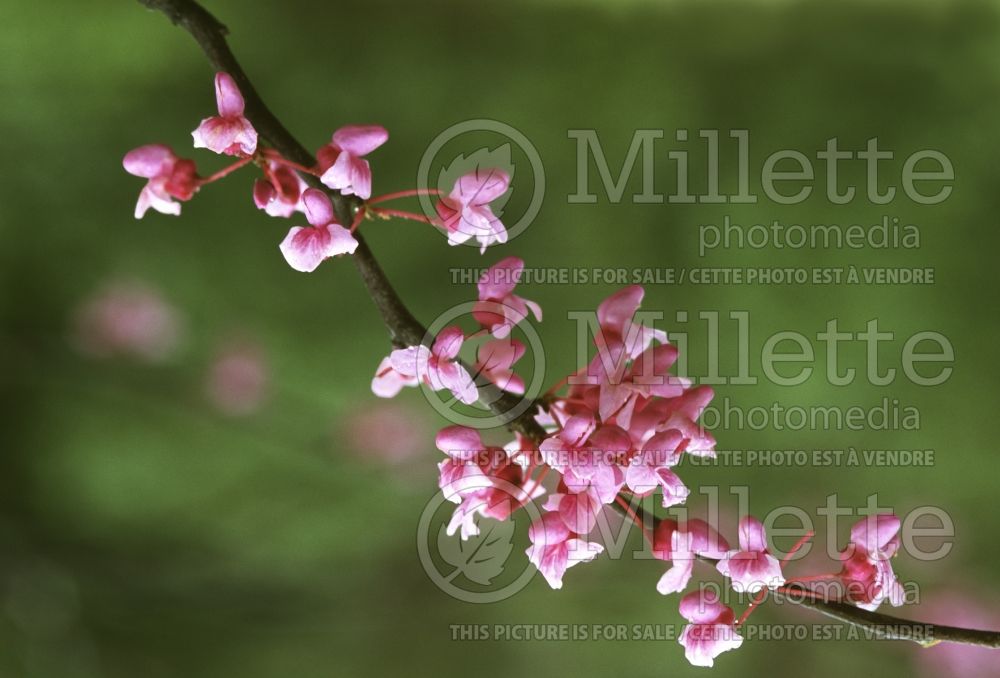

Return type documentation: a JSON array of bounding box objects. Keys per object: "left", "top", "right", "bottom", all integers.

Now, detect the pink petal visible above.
[
  {"left": 214, "top": 72, "right": 245, "bottom": 117},
  {"left": 253, "top": 179, "right": 277, "bottom": 211},
  {"left": 678, "top": 590, "right": 728, "bottom": 623},
  {"left": 278, "top": 223, "right": 357, "bottom": 273},
  {"left": 324, "top": 223, "right": 359, "bottom": 256},
  {"left": 452, "top": 168, "right": 510, "bottom": 206},
  {"left": 435, "top": 425, "right": 485, "bottom": 459},
  {"left": 135, "top": 180, "right": 180, "bottom": 219},
  {"left": 319, "top": 153, "right": 373, "bottom": 199},
  {"left": 739, "top": 516, "right": 768, "bottom": 553},
  {"left": 123, "top": 144, "right": 176, "bottom": 178},
  {"left": 371, "top": 356, "right": 416, "bottom": 398},
  {"left": 669, "top": 385, "right": 715, "bottom": 420},
  {"left": 478, "top": 256, "right": 524, "bottom": 300},
  {"left": 526, "top": 542, "right": 569, "bottom": 589},
  {"left": 655, "top": 468, "right": 689, "bottom": 508},
  {"left": 597, "top": 285, "right": 644, "bottom": 334},
  {"left": 643, "top": 429, "right": 685, "bottom": 466},
  {"left": 652, "top": 519, "right": 679, "bottom": 560},
  {"left": 523, "top": 298, "right": 543, "bottom": 322},
  {"left": 432, "top": 326, "right": 465, "bottom": 360},
  {"left": 433, "top": 361, "right": 479, "bottom": 405},
  {"left": 625, "top": 462, "right": 660, "bottom": 496},
  {"left": 347, "top": 156, "right": 373, "bottom": 199},
  {"left": 560, "top": 414, "right": 597, "bottom": 446},
  {"left": 477, "top": 338, "right": 524, "bottom": 372},
  {"left": 332, "top": 125, "right": 389, "bottom": 156},
  {"left": 528, "top": 512, "right": 571, "bottom": 546},
  {"left": 192, "top": 117, "right": 240, "bottom": 155},
  {"left": 564, "top": 538, "right": 604, "bottom": 565},
  {"left": 686, "top": 519, "right": 731, "bottom": 559},
  {"left": 556, "top": 491, "right": 602, "bottom": 534},
  {"left": 486, "top": 369, "right": 525, "bottom": 395},
  {"left": 851, "top": 514, "right": 901, "bottom": 554},
  {"left": 390, "top": 345, "right": 431, "bottom": 379},
  {"left": 301, "top": 188, "right": 335, "bottom": 227},
  {"left": 717, "top": 551, "right": 784, "bottom": 593},
  {"left": 656, "top": 558, "right": 693, "bottom": 595}
]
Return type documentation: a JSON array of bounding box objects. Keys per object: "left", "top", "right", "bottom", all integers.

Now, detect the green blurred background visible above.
[{"left": 2, "top": 0, "right": 999, "bottom": 675}]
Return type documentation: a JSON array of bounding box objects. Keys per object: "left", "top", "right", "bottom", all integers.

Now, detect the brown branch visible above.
[{"left": 136, "top": 0, "right": 1000, "bottom": 652}]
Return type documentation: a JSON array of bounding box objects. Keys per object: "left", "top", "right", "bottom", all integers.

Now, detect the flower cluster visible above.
[
  {"left": 374, "top": 267, "right": 908, "bottom": 667},
  {"left": 125, "top": 72, "right": 513, "bottom": 276},
  {"left": 124, "top": 71, "right": 914, "bottom": 670}
]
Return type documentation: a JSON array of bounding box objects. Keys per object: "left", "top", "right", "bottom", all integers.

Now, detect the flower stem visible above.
[
  {"left": 369, "top": 188, "right": 442, "bottom": 205},
  {"left": 199, "top": 156, "right": 253, "bottom": 184}
]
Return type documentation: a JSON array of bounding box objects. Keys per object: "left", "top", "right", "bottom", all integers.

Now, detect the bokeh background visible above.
[{"left": 2, "top": 0, "right": 999, "bottom": 676}]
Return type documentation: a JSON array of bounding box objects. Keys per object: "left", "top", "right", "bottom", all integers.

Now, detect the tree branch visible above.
[{"left": 136, "top": 0, "right": 1000, "bottom": 651}]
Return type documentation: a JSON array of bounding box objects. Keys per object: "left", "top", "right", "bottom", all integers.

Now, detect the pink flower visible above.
[
  {"left": 278, "top": 188, "right": 359, "bottom": 272},
  {"left": 389, "top": 327, "right": 479, "bottom": 405},
  {"left": 435, "top": 425, "right": 493, "bottom": 503},
  {"left": 474, "top": 338, "right": 525, "bottom": 395},
  {"left": 627, "top": 385, "right": 717, "bottom": 458},
  {"left": 371, "top": 356, "right": 419, "bottom": 398},
  {"left": 436, "top": 426, "right": 541, "bottom": 539},
  {"left": 677, "top": 589, "right": 744, "bottom": 667},
  {"left": 123, "top": 144, "right": 199, "bottom": 218},
  {"left": 539, "top": 415, "right": 627, "bottom": 533},
  {"left": 191, "top": 72, "right": 257, "bottom": 156},
  {"left": 624, "top": 429, "right": 689, "bottom": 508},
  {"left": 317, "top": 125, "right": 388, "bottom": 199},
  {"left": 206, "top": 340, "right": 268, "bottom": 416},
  {"left": 72, "top": 280, "right": 183, "bottom": 363},
  {"left": 253, "top": 160, "right": 307, "bottom": 217},
  {"left": 653, "top": 519, "right": 730, "bottom": 595},
  {"left": 473, "top": 257, "right": 542, "bottom": 338},
  {"left": 838, "top": 514, "right": 905, "bottom": 611},
  {"left": 593, "top": 343, "right": 686, "bottom": 430},
  {"left": 436, "top": 168, "right": 510, "bottom": 253},
  {"left": 595, "top": 285, "right": 667, "bottom": 359},
  {"left": 526, "top": 512, "right": 603, "bottom": 589},
  {"left": 716, "top": 516, "right": 785, "bottom": 593}
]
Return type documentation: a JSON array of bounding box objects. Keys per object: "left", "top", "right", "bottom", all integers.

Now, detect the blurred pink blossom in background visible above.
[
  {"left": 206, "top": 340, "right": 269, "bottom": 416},
  {"left": 343, "top": 401, "right": 430, "bottom": 467},
  {"left": 72, "top": 279, "right": 183, "bottom": 363}
]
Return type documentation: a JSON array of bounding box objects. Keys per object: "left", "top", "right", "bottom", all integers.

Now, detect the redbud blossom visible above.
[
  {"left": 278, "top": 188, "right": 359, "bottom": 272},
  {"left": 677, "top": 590, "right": 744, "bottom": 667},
  {"left": 624, "top": 429, "right": 690, "bottom": 508},
  {"left": 253, "top": 160, "right": 307, "bottom": 217},
  {"left": 317, "top": 125, "right": 389, "bottom": 200},
  {"left": 389, "top": 327, "right": 479, "bottom": 405},
  {"left": 838, "top": 514, "right": 905, "bottom": 611},
  {"left": 436, "top": 168, "right": 510, "bottom": 253},
  {"left": 473, "top": 257, "right": 542, "bottom": 338},
  {"left": 192, "top": 72, "right": 258, "bottom": 156},
  {"left": 716, "top": 516, "right": 785, "bottom": 593},
  {"left": 653, "top": 519, "right": 730, "bottom": 595},
  {"left": 526, "top": 512, "right": 603, "bottom": 589},
  {"left": 371, "top": 356, "right": 419, "bottom": 398},
  {"left": 474, "top": 338, "right": 526, "bottom": 395},
  {"left": 123, "top": 144, "right": 199, "bottom": 218}
]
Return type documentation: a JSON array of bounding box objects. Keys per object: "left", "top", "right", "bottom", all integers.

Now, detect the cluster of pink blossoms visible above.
[
  {"left": 374, "top": 263, "right": 908, "bottom": 667},
  {"left": 125, "top": 72, "right": 910, "bottom": 669},
  {"left": 125, "top": 72, "right": 514, "bottom": 274}
]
